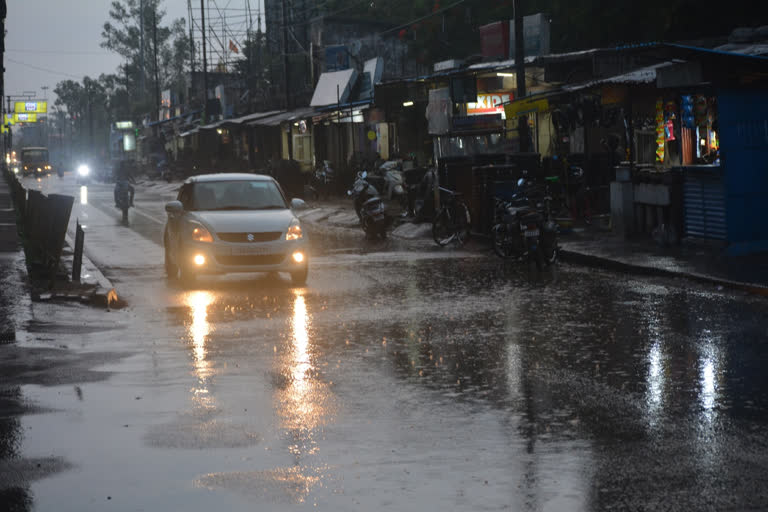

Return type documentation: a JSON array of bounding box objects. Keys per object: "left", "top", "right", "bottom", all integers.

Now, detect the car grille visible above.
[
  {"left": 217, "top": 232, "right": 282, "bottom": 242},
  {"left": 215, "top": 254, "right": 286, "bottom": 266}
]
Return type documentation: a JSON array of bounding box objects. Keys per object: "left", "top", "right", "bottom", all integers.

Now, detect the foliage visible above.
[{"left": 100, "top": 0, "right": 191, "bottom": 117}]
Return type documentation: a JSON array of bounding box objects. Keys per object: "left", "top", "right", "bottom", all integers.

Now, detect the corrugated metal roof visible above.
[{"left": 248, "top": 107, "right": 318, "bottom": 127}]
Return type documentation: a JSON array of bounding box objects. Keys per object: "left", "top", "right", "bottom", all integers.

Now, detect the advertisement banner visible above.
[{"left": 14, "top": 101, "right": 47, "bottom": 114}]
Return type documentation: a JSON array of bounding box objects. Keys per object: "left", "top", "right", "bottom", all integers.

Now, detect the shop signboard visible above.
[
  {"left": 6, "top": 113, "right": 38, "bottom": 124},
  {"left": 14, "top": 113, "right": 38, "bottom": 123},
  {"left": 467, "top": 92, "right": 514, "bottom": 117},
  {"left": 504, "top": 96, "right": 549, "bottom": 118},
  {"left": 451, "top": 114, "right": 504, "bottom": 134},
  {"left": 480, "top": 21, "right": 510, "bottom": 59},
  {"left": 14, "top": 101, "right": 47, "bottom": 114},
  {"left": 509, "top": 13, "right": 551, "bottom": 58}
]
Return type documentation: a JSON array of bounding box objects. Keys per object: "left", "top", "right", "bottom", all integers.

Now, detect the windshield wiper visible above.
[
  {"left": 210, "top": 206, "right": 259, "bottom": 210},
  {"left": 257, "top": 205, "right": 287, "bottom": 210}
]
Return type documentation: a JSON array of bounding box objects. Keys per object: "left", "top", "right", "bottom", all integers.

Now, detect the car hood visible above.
[{"left": 191, "top": 209, "right": 297, "bottom": 234}]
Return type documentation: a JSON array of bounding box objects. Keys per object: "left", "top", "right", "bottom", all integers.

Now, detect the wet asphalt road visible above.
[{"left": 2, "top": 173, "right": 768, "bottom": 511}]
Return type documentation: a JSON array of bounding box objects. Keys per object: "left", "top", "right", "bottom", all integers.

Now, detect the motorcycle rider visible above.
[{"left": 114, "top": 162, "right": 135, "bottom": 207}]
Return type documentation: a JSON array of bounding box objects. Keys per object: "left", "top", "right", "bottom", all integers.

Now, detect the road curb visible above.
[{"left": 559, "top": 249, "right": 768, "bottom": 296}]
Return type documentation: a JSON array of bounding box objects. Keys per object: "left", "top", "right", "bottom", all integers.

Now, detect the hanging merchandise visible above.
[
  {"left": 655, "top": 99, "right": 665, "bottom": 162},
  {"left": 665, "top": 120, "right": 676, "bottom": 141},
  {"left": 681, "top": 95, "right": 694, "bottom": 128},
  {"left": 694, "top": 95, "right": 708, "bottom": 128},
  {"left": 664, "top": 100, "right": 677, "bottom": 141}
]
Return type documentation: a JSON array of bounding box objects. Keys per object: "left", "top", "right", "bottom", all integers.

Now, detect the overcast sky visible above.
[{"left": 4, "top": 0, "right": 189, "bottom": 105}]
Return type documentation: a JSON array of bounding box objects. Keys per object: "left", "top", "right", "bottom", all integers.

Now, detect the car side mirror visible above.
[
  {"left": 290, "top": 198, "right": 308, "bottom": 210},
  {"left": 165, "top": 200, "right": 184, "bottom": 214}
]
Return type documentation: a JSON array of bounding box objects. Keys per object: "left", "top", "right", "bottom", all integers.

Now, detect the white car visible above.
[{"left": 163, "top": 173, "right": 309, "bottom": 285}]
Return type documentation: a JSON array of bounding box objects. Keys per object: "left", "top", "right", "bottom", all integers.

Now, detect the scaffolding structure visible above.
[{"left": 187, "top": 0, "right": 264, "bottom": 74}]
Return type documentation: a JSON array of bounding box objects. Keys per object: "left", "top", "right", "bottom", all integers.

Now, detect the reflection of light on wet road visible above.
[
  {"left": 186, "top": 291, "right": 215, "bottom": 404},
  {"left": 701, "top": 360, "right": 715, "bottom": 411},
  {"left": 80, "top": 185, "right": 88, "bottom": 205},
  {"left": 291, "top": 293, "right": 311, "bottom": 389},
  {"left": 646, "top": 341, "right": 664, "bottom": 421},
  {"left": 275, "top": 290, "right": 336, "bottom": 462}
]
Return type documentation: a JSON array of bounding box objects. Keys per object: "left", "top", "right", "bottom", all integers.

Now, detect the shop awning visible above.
[
  {"left": 247, "top": 107, "right": 318, "bottom": 127},
  {"left": 310, "top": 69, "right": 358, "bottom": 107}
]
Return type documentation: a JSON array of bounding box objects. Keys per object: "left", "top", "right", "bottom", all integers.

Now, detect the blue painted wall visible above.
[{"left": 718, "top": 89, "right": 768, "bottom": 255}]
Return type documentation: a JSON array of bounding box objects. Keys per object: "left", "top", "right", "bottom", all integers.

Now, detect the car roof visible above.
[{"left": 185, "top": 173, "right": 274, "bottom": 184}]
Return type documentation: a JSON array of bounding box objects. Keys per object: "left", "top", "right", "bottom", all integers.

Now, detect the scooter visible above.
[
  {"left": 347, "top": 171, "right": 388, "bottom": 238},
  {"left": 348, "top": 171, "right": 380, "bottom": 221}
]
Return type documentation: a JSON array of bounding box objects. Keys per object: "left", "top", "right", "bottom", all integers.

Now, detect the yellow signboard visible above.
[
  {"left": 5, "top": 113, "right": 38, "bottom": 123},
  {"left": 14, "top": 101, "right": 48, "bottom": 114},
  {"left": 504, "top": 97, "right": 550, "bottom": 118}
]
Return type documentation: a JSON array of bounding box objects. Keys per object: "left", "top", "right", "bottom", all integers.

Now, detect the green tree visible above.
[{"left": 101, "top": 0, "right": 191, "bottom": 118}]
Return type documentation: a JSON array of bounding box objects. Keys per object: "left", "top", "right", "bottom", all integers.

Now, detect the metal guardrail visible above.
[{"left": 2, "top": 165, "right": 75, "bottom": 284}]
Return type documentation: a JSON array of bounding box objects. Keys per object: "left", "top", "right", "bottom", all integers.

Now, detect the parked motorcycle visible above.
[
  {"left": 347, "top": 171, "right": 388, "bottom": 238},
  {"left": 309, "top": 160, "right": 336, "bottom": 199},
  {"left": 375, "top": 161, "right": 408, "bottom": 215},
  {"left": 491, "top": 177, "right": 558, "bottom": 269},
  {"left": 348, "top": 171, "right": 380, "bottom": 220}
]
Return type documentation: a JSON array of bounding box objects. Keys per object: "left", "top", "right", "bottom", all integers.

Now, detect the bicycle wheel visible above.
[
  {"left": 432, "top": 207, "right": 455, "bottom": 246},
  {"left": 453, "top": 201, "right": 471, "bottom": 246}
]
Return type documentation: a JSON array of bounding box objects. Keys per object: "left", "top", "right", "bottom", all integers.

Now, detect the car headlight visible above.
[
  {"left": 190, "top": 222, "right": 214, "bottom": 242},
  {"left": 285, "top": 220, "right": 303, "bottom": 240},
  {"left": 77, "top": 164, "right": 90, "bottom": 176}
]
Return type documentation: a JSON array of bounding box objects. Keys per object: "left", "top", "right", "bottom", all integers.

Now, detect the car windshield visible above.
[{"left": 190, "top": 180, "right": 288, "bottom": 211}]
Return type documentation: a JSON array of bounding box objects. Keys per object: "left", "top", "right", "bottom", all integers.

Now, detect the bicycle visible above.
[{"left": 432, "top": 187, "right": 471, "bottom": 246}]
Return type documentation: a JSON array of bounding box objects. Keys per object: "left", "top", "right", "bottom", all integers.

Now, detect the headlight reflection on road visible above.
[
  {"left": 186, "top": 291, "right": 215, "bottom": 404},
  {"left": 276, "top": 290, "right": 336, "bottom": 459},
  {"left": 80, "top": 185, "right": 88, "bottom": 205}
]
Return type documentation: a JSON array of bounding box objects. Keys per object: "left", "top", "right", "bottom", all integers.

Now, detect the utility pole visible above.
[
  {"left": 187, "top": 0, "right": 196, "bottom": 82},
  {"left": 41, "top": 86, "right": 49, "bottom": 147},
  {"left": 281, "top": 0, "right": 290, "bottom": 111},
  {"left": 513, "top": 0, "right": 530, "bottom": 153},
  {"left": 282, "top": 0, "right": 292, "bottom": 160},
  {"left": 200, "top": 0, "right": 208, "bottom": 124},
  {"left": 153, "top": 7, "right": 160, "bottom": 122},
  {"left": 140, "top": 0, "right": 146, "bottom": 94}
]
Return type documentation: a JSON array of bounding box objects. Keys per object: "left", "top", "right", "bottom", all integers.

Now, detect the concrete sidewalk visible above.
[{"left": 300, "top": 197, "right": 768, "bottom": 295}]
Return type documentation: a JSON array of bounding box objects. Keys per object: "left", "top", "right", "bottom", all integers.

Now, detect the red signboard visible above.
[{"left": 480, "top": 21, "right": 510, "bottom": 59}]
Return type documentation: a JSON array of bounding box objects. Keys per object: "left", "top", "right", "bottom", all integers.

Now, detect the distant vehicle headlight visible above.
[
  {"left": 77, "top": 164, "right": 90, "bottom": 176},
  {"left": 12, "top": 166, "right": 19, "bottom": 174},
  {"left": 285, "top": 220, "right": 303, "bottom": 240},
  {"left": 190, "top": 222, "right": 214, "bottom": 242}
]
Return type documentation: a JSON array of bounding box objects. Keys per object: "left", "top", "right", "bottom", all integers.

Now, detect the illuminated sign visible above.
[
  {"left": 115, "top": 121, "right": 135, "bottom": 130},
  {"left": 5, "top": 113, "right": 38, "bottom": 123},
  {"left": 504, "top": 96, "right": 550, "bottom": 118},
  {"left": 467, "top": 92, "right": 513, "bottom": 116},
  {"left": 16, "top": 113, "right": 38, "bottom": 123},
  {"left": 14, "top": 101, "right": 48, "bottom": 114}
]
